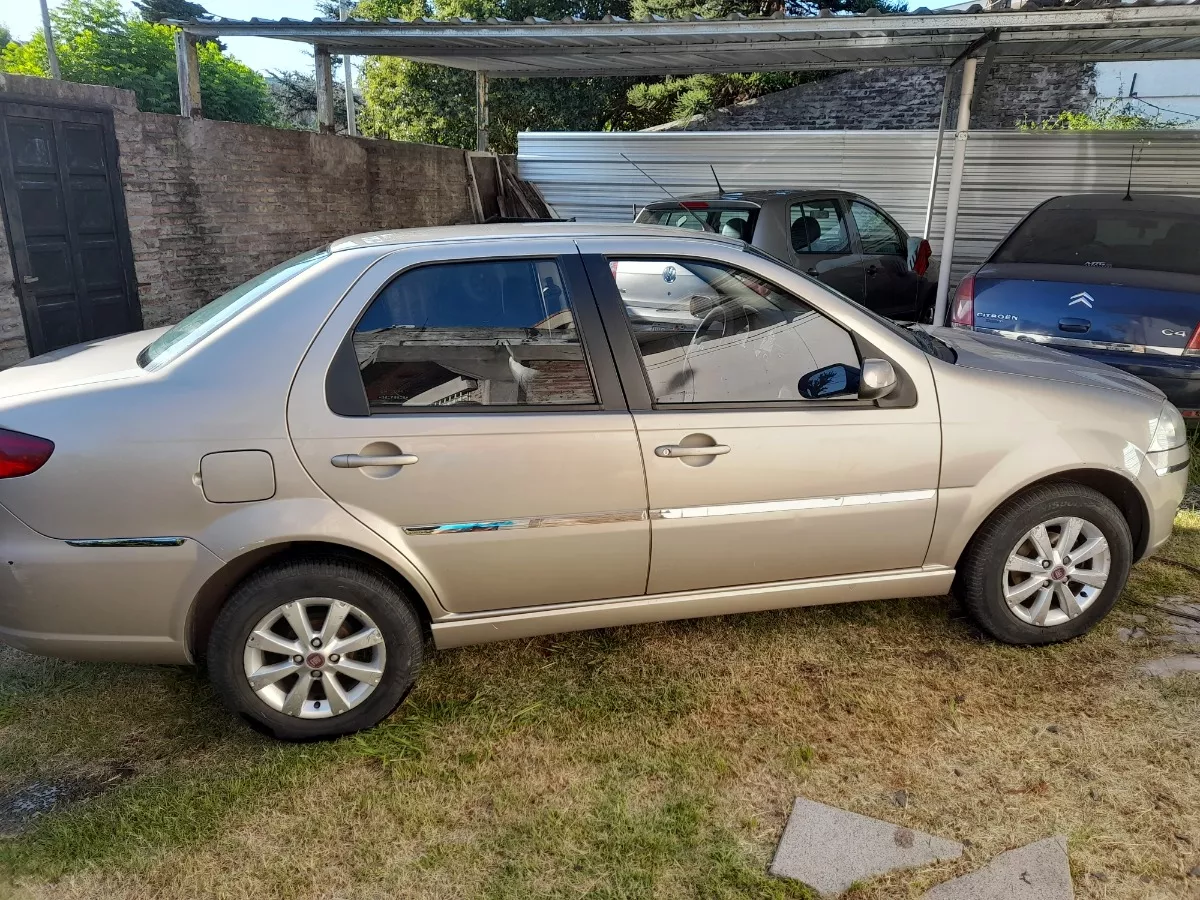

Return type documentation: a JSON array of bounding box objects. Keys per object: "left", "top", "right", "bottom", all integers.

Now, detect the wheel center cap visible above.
[
  {"left": 305, "top": 652, "right": 326, "bottom": 669},
  {"left": 1050, "top": 565, "right": 1067, "bottom": 582}
]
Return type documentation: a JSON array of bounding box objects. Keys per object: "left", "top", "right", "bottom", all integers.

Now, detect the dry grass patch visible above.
[{"left": 1, "top": 519, "right": 1199, "bottom": 899}]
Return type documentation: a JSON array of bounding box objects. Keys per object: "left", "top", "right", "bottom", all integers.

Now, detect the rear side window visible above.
[
  {"left": 352, "top": 258, "right": 597, "bottom": 410},
  {"left": 850, "top": 201, "right": 906, "bottom": 256},
  {"left": 639, "top": 206, "right": 760, "bottom": 241},
  {"left": 789, "top": 199, "right": 851, "bottom": 254},
  {"left": 993, "top": 205, "right": 1200, "bottom": 275}
]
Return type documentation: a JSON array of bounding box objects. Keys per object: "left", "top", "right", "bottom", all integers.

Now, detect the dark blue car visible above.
[{"left": 951, "top": 193, "right": 1200, "bottom": 417}]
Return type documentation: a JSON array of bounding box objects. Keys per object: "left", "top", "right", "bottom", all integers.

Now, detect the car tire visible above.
[
  {"left": 208, "top": 559, "right": 424, "bottom": 741},
  {"left": 956, "top": 483, "right": 1132, "bottom": 645}
]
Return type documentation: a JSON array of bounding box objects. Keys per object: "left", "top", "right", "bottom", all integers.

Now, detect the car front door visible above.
[
  {"left": 849, "top": 199, "right": 923, "bottom": 321},
  {"left": 286, "top": 239, "right": 649, "bottom": 614},
  {"left": 786, "top": 197, "right": 865, "bottom": 303},
  {"left": 577, "top": 237, "right": 941, "bottom": 597}
]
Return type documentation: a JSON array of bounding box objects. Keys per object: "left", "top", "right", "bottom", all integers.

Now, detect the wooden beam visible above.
[
  {"left": 174, "top": 31, "right": 202, "bottom": 118},
  {"left": 315, "top": 47, "right": 336, "bottom": 134}
]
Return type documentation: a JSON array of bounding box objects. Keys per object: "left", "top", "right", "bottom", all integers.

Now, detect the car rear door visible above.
[
  {"left": 786, "top": 197, "right": 866, "bottom": 302},
  {"left": 576, "top": 236, "right": 941, "bottom": 597},
  {"left": 849, "top": 199, "right": 923, "bottom": 321},
  {"left": 286, "top": 238, "right": 649, "bottom": 615}
]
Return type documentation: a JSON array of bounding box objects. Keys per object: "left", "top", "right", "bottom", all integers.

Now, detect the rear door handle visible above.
[
  {"left": 1058, "top": 317, "right": 1090, "bottom": 334},
  {"left": 806, "top": 267, "right": 820, "bottom": 277},
  {"left": 654, "top": 444, "right": 731, "bottom": 459},
  {"left": 331, "top": 453, "right": 419, "bottom": 468},
  {"left": 866, "top": 264, "right": 879, "bottom": 277}
]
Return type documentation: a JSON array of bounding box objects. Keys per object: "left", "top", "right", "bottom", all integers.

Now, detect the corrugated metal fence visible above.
[{"left": 517, "top": 129, "right": 1200, "bottom": 276}]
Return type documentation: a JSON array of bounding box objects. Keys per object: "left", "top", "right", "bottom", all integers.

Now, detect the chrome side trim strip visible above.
[
  {"left": 652, "top": 489, "right": 936, "bottom": 521},
  {"left": 65, "top": 537, "right": 187, "bottom": 548},
  {"left": 430, "top": 565, "right": 957, "bottom": 649},
  {"left": 404, "top": 509, "right": 648, "bottom": 536},
  {"left": 1157, "top": 459, "right": 1190, "bottom": 476},
  {"left": 980, "top": 328, "right": 1184, "bottom": 357}
]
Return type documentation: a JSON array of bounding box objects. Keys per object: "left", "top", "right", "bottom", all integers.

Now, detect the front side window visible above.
[
  {"left": 789, "top": 199, "right": 851, "bottom": 254},
  {"left": 850, "top": 201, "right": 906, "bottom": 256},
  {"left": 353, "top": 259, "right": 596, "bottom": 410},
  {"left": 613, "top": 258, "right": 861, "bottom": 404}
]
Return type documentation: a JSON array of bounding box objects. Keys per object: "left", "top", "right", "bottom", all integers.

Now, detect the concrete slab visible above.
[
  {"left": 1140, "top": 655, "right": 1200, "bottom": 678},
  {"left": 921, "top": 836, "right": 1073, "bottom": 900},
  {"left": 770, "top": 797, "right": 963, "bottom": 896}
]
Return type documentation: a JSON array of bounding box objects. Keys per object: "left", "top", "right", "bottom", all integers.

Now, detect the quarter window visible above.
[
  {"left": 612, "top": 258, "right": 861, "bottom": 404},
  {"left": 850, "top": 201, "right": 906, "bottom": 256},
  {"left": 353, "top": 259, "right": 596, "bottom": 409},
  {"left": 789, "top": 199, "right": 851, "bottom": 254}
]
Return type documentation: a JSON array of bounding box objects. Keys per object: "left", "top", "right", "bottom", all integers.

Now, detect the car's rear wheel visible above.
[
  {"left": 957, "top": 483, "right": 1132, "bottom": 645},
  {"left": 208, "top": 559, "right": 424, "bottom": 740}
]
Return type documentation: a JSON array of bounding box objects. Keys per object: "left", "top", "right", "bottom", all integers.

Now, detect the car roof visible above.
[
  {"left": 643, "top": 189, "right": 863, "bottom": 206},
  {"left": 329, "top": 221, "right": 746, "bottom": 252},
  {"left": 1042, "top": 193, "right": 1200, "bottom": 213}
]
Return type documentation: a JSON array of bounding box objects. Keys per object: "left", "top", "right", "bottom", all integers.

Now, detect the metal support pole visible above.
[
  {"left": 922, "top": 66, "right": 955, "bottom": 240},
  {"left": 315, "top": 47, "right": 336, "bottom": 134},
  {"left": 39, "top": 0, "right": 62, "bottom": 79},
  {"left": 174, "top": 31, "right": 202, "bottom": 119},
  {"left": 476, "top": 72, "right": 489, "bottom": 153},
  {"left": 339, "top": 3, "right": 357, "bottom": 136},
  {"left": 932, "top": 56, "right": 978, "bottom": 328}
]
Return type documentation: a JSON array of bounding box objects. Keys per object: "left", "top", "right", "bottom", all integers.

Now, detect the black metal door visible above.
[{"left": 0, "top": 101, "right": 141, "bottom": 356}]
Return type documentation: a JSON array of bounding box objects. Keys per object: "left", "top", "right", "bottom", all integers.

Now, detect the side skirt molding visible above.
[{"left": 430, "top": 565, "right": 956, "bottom": 649}]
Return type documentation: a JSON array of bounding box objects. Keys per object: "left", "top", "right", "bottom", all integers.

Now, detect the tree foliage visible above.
[
  {"left": 0, "top": 0, "right": 273, "bottom": 125},
  {"left": 0, "top": 24, "right": 11, "bottom": 49},
  {"left": 133, "top": 0, "right": 226, "bottom": 50},
  {"left": 269, "top": 69, "right": 358, "bottom": 132},
  {"left": 1021, "top": 100, "right": 1177, "bottom": 132}
]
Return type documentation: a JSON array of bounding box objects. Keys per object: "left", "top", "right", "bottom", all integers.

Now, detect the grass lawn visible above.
[{"left": 1, "top": 517, "right": 1199, "bottom": 899}]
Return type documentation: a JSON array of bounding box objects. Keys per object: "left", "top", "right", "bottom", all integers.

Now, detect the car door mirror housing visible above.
[
  {"left": 859, "top": 358, "right": 898, "bottom": 401},
  {"left": 798, "top": 363, "right": 860, "bottom": 399}
]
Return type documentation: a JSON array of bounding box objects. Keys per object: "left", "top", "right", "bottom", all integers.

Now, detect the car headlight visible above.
[{"left": 1149, "top": 402, "right": 1187, "bottom": 452}]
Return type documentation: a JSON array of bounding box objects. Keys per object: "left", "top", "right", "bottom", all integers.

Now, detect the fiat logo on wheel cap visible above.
[
  {"left": 305, "top": 652, "right": 325, "bottom": 668},
  {"left": 1051, "top": 566, "right": 1067, "bottom": 582}
]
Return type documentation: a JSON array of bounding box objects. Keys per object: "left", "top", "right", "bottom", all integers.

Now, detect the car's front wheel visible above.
[
  {"left": 208, "top": 559, "right": 424, "bottom": 740},
  {"left": 957, "top": 483, "right": 1132, "bottom": 645}
]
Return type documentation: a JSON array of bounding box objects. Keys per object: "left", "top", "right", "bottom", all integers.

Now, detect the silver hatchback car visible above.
[{"left": 0, "top": 224, "right": 1187, "bottom": 740}]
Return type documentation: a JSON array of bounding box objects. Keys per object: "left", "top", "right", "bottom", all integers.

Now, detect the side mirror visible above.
[
  {"left": 798, "top": 363, "right": 860, "bottom": 399},
  {"left": 859, "top": 358, "right": 898, "bottom": 401},
  {"left": 907, "top": 237, "right": 933, "bottom": 277}
]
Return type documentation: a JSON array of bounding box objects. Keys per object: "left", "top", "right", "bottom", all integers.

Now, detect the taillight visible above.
[
  {"left": 1185, "top": 322, "right": 1200, "bottom": 357},
  {"left": 951, "top": 274, "right": 976, "bottom": 327},
  {"left": 609, "top": 260, "right": 619, "bottom": 277},
  {"left": 0, "top": 428, "right": 54, "bottom": 479}
]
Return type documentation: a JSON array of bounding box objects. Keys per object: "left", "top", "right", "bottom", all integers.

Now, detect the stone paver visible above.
[
  {"left": 921, "top": 836, "right": 1073, "bottom": 900},
  {"left": 1140, "top": 655, "right": 1200, "bottom": 677},
  {"left": 770, "top": 797, "right": 963, "bottom": 896}
]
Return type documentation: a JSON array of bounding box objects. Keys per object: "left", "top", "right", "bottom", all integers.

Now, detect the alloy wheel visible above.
[
  {"left": 242, "top": 598, "right": 387, "bottom": 719},
  {"left": 1003, "top": 516, "right": 1110, "bottom": 627}
]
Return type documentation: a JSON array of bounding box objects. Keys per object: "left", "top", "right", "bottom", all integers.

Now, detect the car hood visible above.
[{"left": 928, "top": 326, "right": 1165, "bottom": 402}]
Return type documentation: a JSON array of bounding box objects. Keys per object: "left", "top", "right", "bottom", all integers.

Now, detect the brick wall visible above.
[
  {"left": 651, "top": 63, "right": 1097, "bottom": 132},
  {"left": 0, "top": 74, "right": 474, "bottom": 366}
]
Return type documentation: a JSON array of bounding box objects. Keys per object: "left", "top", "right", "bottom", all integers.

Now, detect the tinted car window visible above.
[
  {"left": 851, "top": 201, "right": 906, "bottom": 256},
  {"left": 613, "top": 258, "right": 861, "bottom": 403},
  {"left": 992, "top": 205, "right": 1200, "bottom": 275},
  {"left": 789, "top": 200, "right": 850, "bottom": 254},
  {"left": 353, "top": 259, "right": 596, "bottom": 409},
  {"left": 639, "top": 206, "right": 760, "bottom": 241}
]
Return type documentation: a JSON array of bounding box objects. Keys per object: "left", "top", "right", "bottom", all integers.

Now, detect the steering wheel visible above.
[{"left": 690, "top": 301, "right": 753, "bottom": 347}]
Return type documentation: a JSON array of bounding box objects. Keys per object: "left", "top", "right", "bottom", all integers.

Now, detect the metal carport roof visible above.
[{"left": 172, "top": 4, "right": 1200, "bottom": 77}]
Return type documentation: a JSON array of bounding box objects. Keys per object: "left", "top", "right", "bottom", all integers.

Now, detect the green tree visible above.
[
  {"left": 0, "top": 0, "right": 273, "bottom": 125},
  {"left": 133, "top": 0, "right": 226, "bottom": 50},
  {"left": 0, "top": 24, "right": 11, "bottom": 49},
  {"left": 1021, "top": 100, "right": 1177, "bottom": 132}
]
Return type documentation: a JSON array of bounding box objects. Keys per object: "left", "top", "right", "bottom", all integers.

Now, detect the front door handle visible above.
[
  {"left": 654, "top": 444, "right": 731, "bottom": 459},
  {"left": 331, "top": 453, "right": 419, "bottom": 468},
  {"left": 866, "top": 264, "right": 879, "bottom": 277}
]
